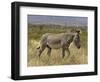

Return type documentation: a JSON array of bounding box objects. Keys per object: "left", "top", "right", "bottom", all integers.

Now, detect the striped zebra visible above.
[{"left": 37, "top": 30, "right": 81, "bottom": 58}]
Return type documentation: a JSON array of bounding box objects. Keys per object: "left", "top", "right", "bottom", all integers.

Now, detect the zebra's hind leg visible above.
[{"left": 38, "top": 46, "right": 46, "bottom": 57}]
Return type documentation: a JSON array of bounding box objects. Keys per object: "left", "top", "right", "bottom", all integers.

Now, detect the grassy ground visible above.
[{"left": 28, "top": 24, "right": 88, "bottom": 66}]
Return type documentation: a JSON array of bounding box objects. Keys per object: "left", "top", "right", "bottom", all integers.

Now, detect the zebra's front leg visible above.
[
  {"left": 47, "top": 47, "right": 51, "bottom": 56},
  {"left": 62, "top": 48, "right": 65, "bottom": 58},
  {"left": 66, "top": 48, "right": 70, "bottom": 57}
]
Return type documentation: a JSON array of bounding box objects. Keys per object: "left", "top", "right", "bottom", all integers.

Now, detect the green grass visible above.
[{"left": 28, "top": 24, "right": 88, "bottom": 66}]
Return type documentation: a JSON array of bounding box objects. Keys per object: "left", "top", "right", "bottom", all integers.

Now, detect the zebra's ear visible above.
[
  {"left": 70, "top": 29, "right": 81, "bottom": 34},
  {"left": 76, "top": 30, "right": 80, "bottom": 34}
]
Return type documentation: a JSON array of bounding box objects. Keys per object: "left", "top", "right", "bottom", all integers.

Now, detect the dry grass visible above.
[{"left": 28, "top": 39, "right": 87, "bottom": 67}]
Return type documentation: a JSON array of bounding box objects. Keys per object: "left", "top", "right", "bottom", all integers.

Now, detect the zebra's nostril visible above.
[{"left": 37, "top": 46, "right": 40, "bottom": 49}]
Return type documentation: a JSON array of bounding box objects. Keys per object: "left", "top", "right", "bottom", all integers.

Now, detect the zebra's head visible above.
[{"left": 73, "top": 30, "right": 81, "bottom": 49}]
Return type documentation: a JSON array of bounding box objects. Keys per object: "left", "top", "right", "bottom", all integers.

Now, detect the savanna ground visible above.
[{"left": 28, "top": 24, "right": 88, "bottom": 66}]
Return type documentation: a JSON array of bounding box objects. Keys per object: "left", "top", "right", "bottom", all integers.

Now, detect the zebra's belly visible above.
[
  {"left": 47, "top": 43, "right": 62, "bottom": 49},
  {"left": 47, "top": 40, "right": 62, "bottom": 49}
]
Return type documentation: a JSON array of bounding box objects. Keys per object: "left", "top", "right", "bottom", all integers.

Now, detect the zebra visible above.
[{"left": 37, "top": 30, "right": 81, "bottom": 58}]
